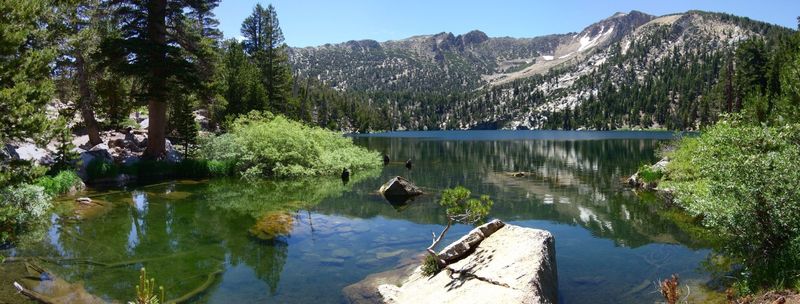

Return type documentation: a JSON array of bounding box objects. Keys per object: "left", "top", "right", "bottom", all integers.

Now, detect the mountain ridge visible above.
[{"left": 289, "top": 10, "right": 794, "bottom": 131}]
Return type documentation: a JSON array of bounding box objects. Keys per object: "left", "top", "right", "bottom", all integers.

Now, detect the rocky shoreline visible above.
[{"left": 344, "top": 220, "right": 558, "bottom": 304}]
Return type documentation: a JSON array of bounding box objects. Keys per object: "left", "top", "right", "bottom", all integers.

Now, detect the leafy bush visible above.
[
  {"left": 0, "top": 160, "right": 47, "bottom": 189},
  {"left": 663, "top": 120, "right": 800, "bottom": 289},
  {"left": 206, "top": 160, "right": 235, "bottom": 177},
  {"left": 0, "top": 184, "right": 52, "bottom": 244},
  {"left": 35, "top": 170, "right": 82, "bottom": 195},
  {"left": 199, "top": 111, "right": 381, "bottom": 178}
]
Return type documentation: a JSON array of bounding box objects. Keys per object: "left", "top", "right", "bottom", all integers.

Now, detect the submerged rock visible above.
[
  {"left": 4, "top": 261, "right": 107, "bottom": 304},
  {"left": 345, "top": 223, "right": 558, "bottom": 304},
  {"left": 378, "top": 176, "right": 422, "bottom": 198},
  {"left": 249, "top": 211, "right": 294, "bottom": 240}
]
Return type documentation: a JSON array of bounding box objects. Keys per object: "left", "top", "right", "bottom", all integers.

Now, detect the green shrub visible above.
[
  {"left": 0, "top": 160, "right": 46, "bottom": 189},
  {"left": 86, "top": 158, "right": 120, "bottom": 181},
  {"left": 421, "top": 254, "right": 441, "bottom": 276},
  {"left": 199, "top": 111, "right": 381, "bottom": 179},
  {"left": 0, "top": 184, "right": 52, "bottom": 244},
  {"left": 206, "top": 160, "right": 234, "bottom": 177},
  {"left": 663, "top": 120, "right": 800, "bottom": 289},
  {"left": 130, "top": 160, "right": 176, "bottom": 181},
  {"left": 174, "top": 159, "right": 209, "bottom": 179},
  {"left": 35, "top": 170, "right": 82, "bottom": 195}
]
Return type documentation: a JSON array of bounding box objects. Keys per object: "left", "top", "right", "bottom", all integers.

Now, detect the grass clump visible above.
[
  {"left": 86, "top": 158, "right": 120, "bottom": 181},
  {"left": 199, "top": 111, "right": 381, "bottom": 179},
  {"left": 663, "top": 119, "right": 800, "bottom": 291},
  {"left": 35, "top": 170, "right": 82, "bottom": 195},
  {"left": 421, "top": 254, "right": 441, "bottom": 276}
]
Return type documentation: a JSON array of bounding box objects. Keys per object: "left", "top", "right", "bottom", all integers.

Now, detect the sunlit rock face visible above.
[{"left": 348, "top": 223, "right": 558, "bottom": 304}]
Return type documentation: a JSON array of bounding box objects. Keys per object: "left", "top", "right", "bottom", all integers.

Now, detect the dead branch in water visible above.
[{"left": 167, "top": 268, "right": 223, "bottom": 303}]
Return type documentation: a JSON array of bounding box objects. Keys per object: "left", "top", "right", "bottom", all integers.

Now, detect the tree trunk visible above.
[
  {"left": 145, "top": 100, "right": 167, "bottom": 158},
  {"left": 725, "top": 57, "right": 734, "bottom": 113},
  {"left": 143, "top": 0, "right": 168, "bottom": 159},
  {"left": 75, "top": 50, "right": 102, "bottom": 146}
]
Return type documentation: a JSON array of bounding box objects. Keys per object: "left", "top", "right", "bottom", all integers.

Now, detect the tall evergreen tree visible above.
[
  {"left": 219, "top": 39, "right": 267, "bottom": 118},
  {"left": 241, "top": 4, "right": 293, "bottom": 114},
  {"left": 52, "top": 0, "right": 107, "bottom": 146},
  {"left": 0, "top": 0, "right": 54, "bottom": 143},
  {"left": 103, "top": 0, "right": 220, "bottom": 158}
]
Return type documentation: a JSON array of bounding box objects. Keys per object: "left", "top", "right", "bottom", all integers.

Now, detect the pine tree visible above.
[
  {"left": 169, "top": 95, "right": 198, "bottom": 156},
  {"left": 0, "top": 1, "right": 54, "bottom": 143},
  {"left": 103, "top": 0, "right": 220, "bottom": 158},
  {"left": 52, "top": 0, "right": 107, "bottom": 146},
  {"left": 241, "top": 4, "right": 293, "bottom": 114},
  {"left": 218, "top": 39, "right": 267, "bottom": 119}
]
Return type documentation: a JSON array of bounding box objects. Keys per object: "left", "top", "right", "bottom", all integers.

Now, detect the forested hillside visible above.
[{"left": 290, "top": 11, "right": 796, "bottom": 131}]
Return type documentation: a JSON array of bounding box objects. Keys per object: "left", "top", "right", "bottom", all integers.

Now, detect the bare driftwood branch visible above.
[
  {"left": 13, "top": 281, "right": 53, "bottom": 304},
  {"left": 426, "top": 219, "right": 452, "bottom": 266}
]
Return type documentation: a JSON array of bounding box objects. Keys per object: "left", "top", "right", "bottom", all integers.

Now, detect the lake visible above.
[{"left": 1, "top": 130, "right": 714, "bottom": 303}]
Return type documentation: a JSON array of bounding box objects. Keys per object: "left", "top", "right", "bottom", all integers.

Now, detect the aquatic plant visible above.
[
  {"left": 658, "top": 274, "right": 680, "bottom": 304},
  {"left": 426, "top": 186, "right": 493, "bottom": 270},
  {"left": 249, "top": 211, "right": 294, "bottom": 240},
  {"left": 129, "top": 267, "right": 164, "bottom": 304}
]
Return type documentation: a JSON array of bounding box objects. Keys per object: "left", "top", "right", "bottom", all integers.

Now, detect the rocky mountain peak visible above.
[
  {"left": 430, "top": 30, "right": 489, "bottom": 52},
  {"left": 462, "top": 30, "right": 490, "bottom": 45}
]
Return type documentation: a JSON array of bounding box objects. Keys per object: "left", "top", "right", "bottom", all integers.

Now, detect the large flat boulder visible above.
[{"left": 345, "top": 223, "right": 558, "bottom": 304}]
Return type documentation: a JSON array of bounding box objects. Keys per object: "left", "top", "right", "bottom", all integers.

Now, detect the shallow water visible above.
[{"left": 2, "top": 131, "right": 713, "bottom": 303}]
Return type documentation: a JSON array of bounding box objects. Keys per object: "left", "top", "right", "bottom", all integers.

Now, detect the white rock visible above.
[
  {"left": 351, "top": 224, "right": 558, "bottom": 304},
  {"left": 10, "top": 142, "right": 53, "bottom": 165}
]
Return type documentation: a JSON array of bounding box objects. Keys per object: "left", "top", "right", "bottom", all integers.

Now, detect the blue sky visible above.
[{"left": 215, "top": 0, "right": 799, "bottom": 47}]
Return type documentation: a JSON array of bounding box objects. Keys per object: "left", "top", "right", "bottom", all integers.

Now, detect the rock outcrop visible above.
[
  {"left": 627, "top": 157, "right": 669, "bottom": 190},
  {"left": 378, "top": 176, "right": 423, "bottom": 201},
  {"left": 344, "top": 222, "right": 558, "bottom": 304}
]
